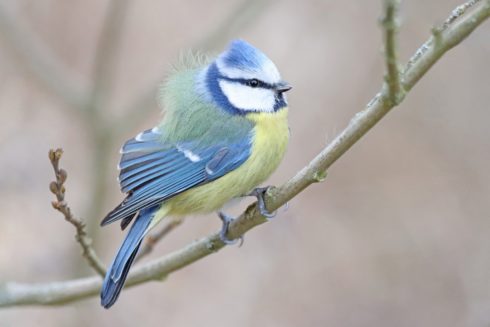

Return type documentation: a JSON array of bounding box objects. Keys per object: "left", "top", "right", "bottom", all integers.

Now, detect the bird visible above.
[{"left": 100, "top": 39, "right": 292, "bottom": 308}]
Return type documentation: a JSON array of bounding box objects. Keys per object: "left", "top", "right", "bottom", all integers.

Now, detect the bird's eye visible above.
[{"left": 247, "top": 79, "right": 260, "bottom": 88}]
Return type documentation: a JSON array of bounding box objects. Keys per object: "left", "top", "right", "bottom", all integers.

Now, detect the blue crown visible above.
[{"left": 220, "top": 39, "right": 268, "bottom": 70}]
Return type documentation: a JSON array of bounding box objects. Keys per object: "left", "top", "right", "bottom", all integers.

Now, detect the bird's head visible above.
[{"left": 203, "top": 40, "right": 291, "bottom": 115}]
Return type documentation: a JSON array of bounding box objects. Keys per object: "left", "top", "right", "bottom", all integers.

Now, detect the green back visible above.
[{"left": 159, "top": 67, "right": 253, "bottom": 146}]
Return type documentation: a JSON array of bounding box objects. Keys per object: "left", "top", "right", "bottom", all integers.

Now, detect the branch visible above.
[
  {"left": 1, "top": 0, "right": 489, "bottom": 308},
  {"left": 48, "top": 149, "right": 106, "bottom": 277},
  {"left": 381, "top": 0, "right": 404, "bottom": 105},
  {"left": 403, "top": 0, "right": 486, "bottom": 85},
  {"left": 438, "top": 0, "right": 483, "bottom": 32}
]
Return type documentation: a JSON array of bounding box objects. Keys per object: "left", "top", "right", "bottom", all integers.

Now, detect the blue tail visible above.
[{"left": 100, "top": 206, "right": 157, "bottom": 308}]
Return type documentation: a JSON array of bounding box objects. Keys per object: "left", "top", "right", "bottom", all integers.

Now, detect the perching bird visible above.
[{"left": 100, "top": 39, "right": 292, "bottom": 308}]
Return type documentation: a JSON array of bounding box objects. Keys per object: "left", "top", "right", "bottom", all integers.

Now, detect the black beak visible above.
[{"left": 275, "top": 81, "right": 292, "bottom": 93}]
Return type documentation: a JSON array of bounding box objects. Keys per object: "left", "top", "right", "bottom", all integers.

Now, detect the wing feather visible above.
[{"left": 101, "top": 128, "right": 252, "bottom": 226}]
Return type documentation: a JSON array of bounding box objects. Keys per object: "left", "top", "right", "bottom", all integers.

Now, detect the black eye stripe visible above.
[
  {"left": 219, "top": 76, "right": 274, "bottom": 89},
  {"left": 243, "top": 79, "right": 271, "bottom": 89}
]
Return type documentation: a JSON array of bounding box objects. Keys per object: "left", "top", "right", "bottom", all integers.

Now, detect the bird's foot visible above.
[
  {"left": 249, "top": 186, "right": 277, "bottom": 220},
  {"left": 218, "top": 211, "right": 244, "bottom": 246}
]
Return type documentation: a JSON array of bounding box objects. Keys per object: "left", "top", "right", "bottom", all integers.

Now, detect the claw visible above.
[
  {"left": 218, "top": 211, "right": 244, "bottom": 246},
  {"left": 249, "top": 186, "right": 277, "bottom": 220}
]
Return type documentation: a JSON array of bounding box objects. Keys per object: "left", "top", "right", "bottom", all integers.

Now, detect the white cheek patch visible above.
[{"left": 219, "top": 80, "right": 275, "bottom": 112}]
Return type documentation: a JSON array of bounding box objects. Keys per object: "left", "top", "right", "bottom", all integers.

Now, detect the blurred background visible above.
[{"left": 0, "top": 0, "right": 489, "bottom": 326}]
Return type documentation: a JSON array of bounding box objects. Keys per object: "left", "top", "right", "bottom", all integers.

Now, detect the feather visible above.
[
  {"left": 101, "top": 131, "right": 253, "bottom": 226},
  {"left": 101, "top": 206, "right": 156, "bottom": 308}
]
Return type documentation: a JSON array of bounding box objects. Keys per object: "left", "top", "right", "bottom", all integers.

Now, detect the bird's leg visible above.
[
  {"left": 218, "top": 211, "right": 244, "bottom": 246},
  {"left": 248, "top": 186, "right": 277, "bottom": 220}
]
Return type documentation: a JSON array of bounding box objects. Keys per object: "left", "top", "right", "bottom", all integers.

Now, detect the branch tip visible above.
[{"left": 48, "top": 148, "right": 106, "bottom": 277}]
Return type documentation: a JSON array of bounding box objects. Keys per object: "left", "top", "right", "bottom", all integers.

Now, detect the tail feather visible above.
[
  {"left": 100, "top": 241, "right": 142, "bottom": 308},
  {"left": 100, "top": 206, "right": 157, "bottom": 309}
]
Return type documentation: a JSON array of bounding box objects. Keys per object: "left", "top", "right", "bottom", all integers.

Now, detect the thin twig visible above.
[
  {"left": 403, "top": 0, "right": 489, "bottom": 90},
  {"left": 48, "top": 149, "right": 106, "bottom": 277},
  {"left": 381, "top": 0, "right": 404, "bottom": 105},
  {"left": 404, "top": 0, "right": 484, "bottom": 74},
  {"left": 439, "top": 0, "right": 482, "bottom": 32},
  {"left": 0, "top": 0, "right": 489, "bottom": 308},
  {"left": 134, "top": 218, "right": 184, "bottom": 263}
]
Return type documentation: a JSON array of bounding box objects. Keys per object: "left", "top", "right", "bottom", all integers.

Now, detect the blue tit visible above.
[{"left": 100, "top": 39, "right": 292, "bottom": 308}]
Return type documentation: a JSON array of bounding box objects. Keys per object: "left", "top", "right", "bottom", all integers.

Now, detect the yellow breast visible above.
[{"left": 166, "top": 108, "right": 289, "bottom": 216}]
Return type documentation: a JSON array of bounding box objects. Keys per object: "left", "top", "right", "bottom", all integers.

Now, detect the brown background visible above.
[{"left": 1, "top": 1, "right": 489, "bottom": 326}]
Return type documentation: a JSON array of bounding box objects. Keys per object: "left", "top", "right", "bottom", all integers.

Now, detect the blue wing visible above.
[{"left": 101, "top": 127, "right": 252, "bottom": 226}]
